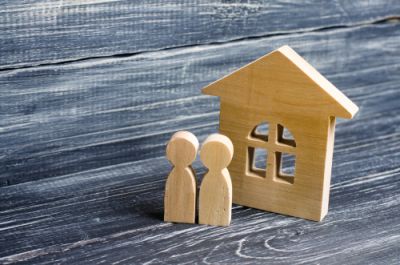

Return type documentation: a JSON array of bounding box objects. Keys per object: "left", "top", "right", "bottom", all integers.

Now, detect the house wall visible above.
[
  {"left": 321, "top": 117, "right": 337, "bottom": 218},
  {"left": 219, "top": 100, "right": 332, "bottom": 221}
]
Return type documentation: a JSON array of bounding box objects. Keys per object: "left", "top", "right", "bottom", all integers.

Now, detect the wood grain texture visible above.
[
  {"left": 199, "top": 133, "right": 233, "bottom": 226},
  {"left": 203, "top": 45, "right": 359, "bottom": 221},
  {"left": 1, "top": 20, "right": 400, "bottom": 264},
  {"left": 1, "top": 23, "right": 399, "bottom": 187},
  {"left": 0, "top": 112, "right": 400, "bottom": 264},
  {"left": 164, "top": 131, "right": 198, "bottom": 224},
  {"left": 0, "top": 0, "right": 399, "bottom": 69}
]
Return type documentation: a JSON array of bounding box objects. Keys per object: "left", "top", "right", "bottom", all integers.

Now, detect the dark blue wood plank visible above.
[
  {"left": 0, "top": 11, "right": 399, "bottom": 265},
  {"left": 0, "top": 109, "right": 399, "bottom": 264},
  {"left": 0, "top": 0, "right": 399, "bottom": 69},
  {"left": 1, "top": 23, "right": 399, "bottom": 187}
]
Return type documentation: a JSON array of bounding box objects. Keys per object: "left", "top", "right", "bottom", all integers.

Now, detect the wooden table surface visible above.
[{"left": 1, "top": 1, "right": 400, "bottom": 264}]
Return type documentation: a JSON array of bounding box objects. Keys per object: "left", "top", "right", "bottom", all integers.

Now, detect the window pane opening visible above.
[
  {"left": 250, "top": 122, "right": 269, "bottom": 141},
  {"left": 276, "top": 152, "right": 295, "bottom": 184},
  {"left": 277, "top": 124, "right": 296, "bottom": 147},
  {"left": 248, "top": 147, "right": 267, "bottom": 178}
]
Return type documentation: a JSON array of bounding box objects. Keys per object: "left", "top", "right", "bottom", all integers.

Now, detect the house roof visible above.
[{"left": 202, "top": 45, "right": 359, "bottom": 119}]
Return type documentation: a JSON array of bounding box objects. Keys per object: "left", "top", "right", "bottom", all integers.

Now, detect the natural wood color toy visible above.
[
  {"left": 199, "top": 134, "right": 234, "bottom": 227},
  {"left": 164, "top": 131, "right": 199, "bottom": 224},
  {"left": 202, "top": 45, "right": 359, "bottom": 221}
]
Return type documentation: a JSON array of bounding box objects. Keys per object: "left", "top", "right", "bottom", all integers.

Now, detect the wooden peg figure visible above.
[
  {"left": 199, "top": 134, "right": 234, "bottom": 226},
  {"left": 164, "top": 131, "right": 199, "bottom": 224}
]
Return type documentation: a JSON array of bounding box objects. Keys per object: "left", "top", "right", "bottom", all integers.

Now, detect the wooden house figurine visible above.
[{"left": 202, "top": 45, "right": 358, "bottom": 221}]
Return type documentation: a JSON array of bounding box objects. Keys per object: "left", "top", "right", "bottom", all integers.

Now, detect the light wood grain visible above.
[
  {"left": 199, "top": 134, "right": 233, "bottom": 226},
  {"left": 0, "top": 1, "right": 399, "bottom": 69},
  {"left": 164, "top": 131, "right": 198, "bottom": 224},
  {"left": 203, "top": 45, "right": 358, "bottom": 221}
]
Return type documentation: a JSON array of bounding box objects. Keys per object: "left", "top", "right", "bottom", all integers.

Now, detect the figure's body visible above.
[
  {"left": 199, "top": 134, "right": 234, "bottom": 226},
  {"left": 199, "top": 168, "right": 232, "bottom": 226},
  {"left": 164, "top": 167, "right": 196, "bottom": 223},
  {"left": 164, "top": 131, "right": 198, "bottom": 224}
]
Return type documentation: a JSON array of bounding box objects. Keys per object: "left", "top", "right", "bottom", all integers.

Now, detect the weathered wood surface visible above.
[
  {"left": 1, "top": 3, "right": 400, "bottom": 264},
  {"left": 1, "top": 111, "right": 400, "bottom": 264},
  {"left": 1, "top": 0, "right": 399, "bottom": 69},
  {"left": 1, "top": 22, "right": 399, "bottom": 187}
]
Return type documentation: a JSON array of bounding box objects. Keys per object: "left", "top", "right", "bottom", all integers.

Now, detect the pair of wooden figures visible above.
[{"left": 164, "top": 131, "right": 234, "bottom": 226}]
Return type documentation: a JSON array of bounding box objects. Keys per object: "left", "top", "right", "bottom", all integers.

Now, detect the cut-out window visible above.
[
  {"left": 277, "top": 124, "right": 296, "bottom": 147},
  {"left": 247, "top": 122, "right": 296, "bottom": 184},
  {"left": 248, "top": 147, "right": 267, "bottom": 178},
  {"left": 276, "top": 152, "right": 295, "bottom": 184},
  {"left": 250, "top": 122, "right": 269, "bottom": 141}
]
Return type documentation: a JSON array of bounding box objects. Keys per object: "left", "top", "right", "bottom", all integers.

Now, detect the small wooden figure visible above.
[
  {"left": 199, "top": 134, "right": 234, "bottom": 227},
  {"left": 202, "top": 45, "right": 359, "bottom": 221},
  {"left": 164, "top": 131, "right": 199, "bottom": 224}
]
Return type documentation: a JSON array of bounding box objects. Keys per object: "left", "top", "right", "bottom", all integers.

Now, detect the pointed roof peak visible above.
[
  {"left": 203, "top": 45, "right": 358, "bottom": 119},
  {"left": 277, "top": 46, "right": 358, "bottom": 118}
]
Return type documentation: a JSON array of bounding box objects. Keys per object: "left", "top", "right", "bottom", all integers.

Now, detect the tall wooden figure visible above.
[
  {"left": 164, "top": 131, "right": 199, "bottom": 224},
  {"left": 199, "top": 134, "right": 234, "bottom": 226}
]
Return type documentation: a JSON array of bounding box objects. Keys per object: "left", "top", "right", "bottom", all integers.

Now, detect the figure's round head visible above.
[
  {"left": 200, "top": 134, "right": 234, "bottom": 170},
  {"left": 166, "top": 131, "right": 199, "bottom": 166}
]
